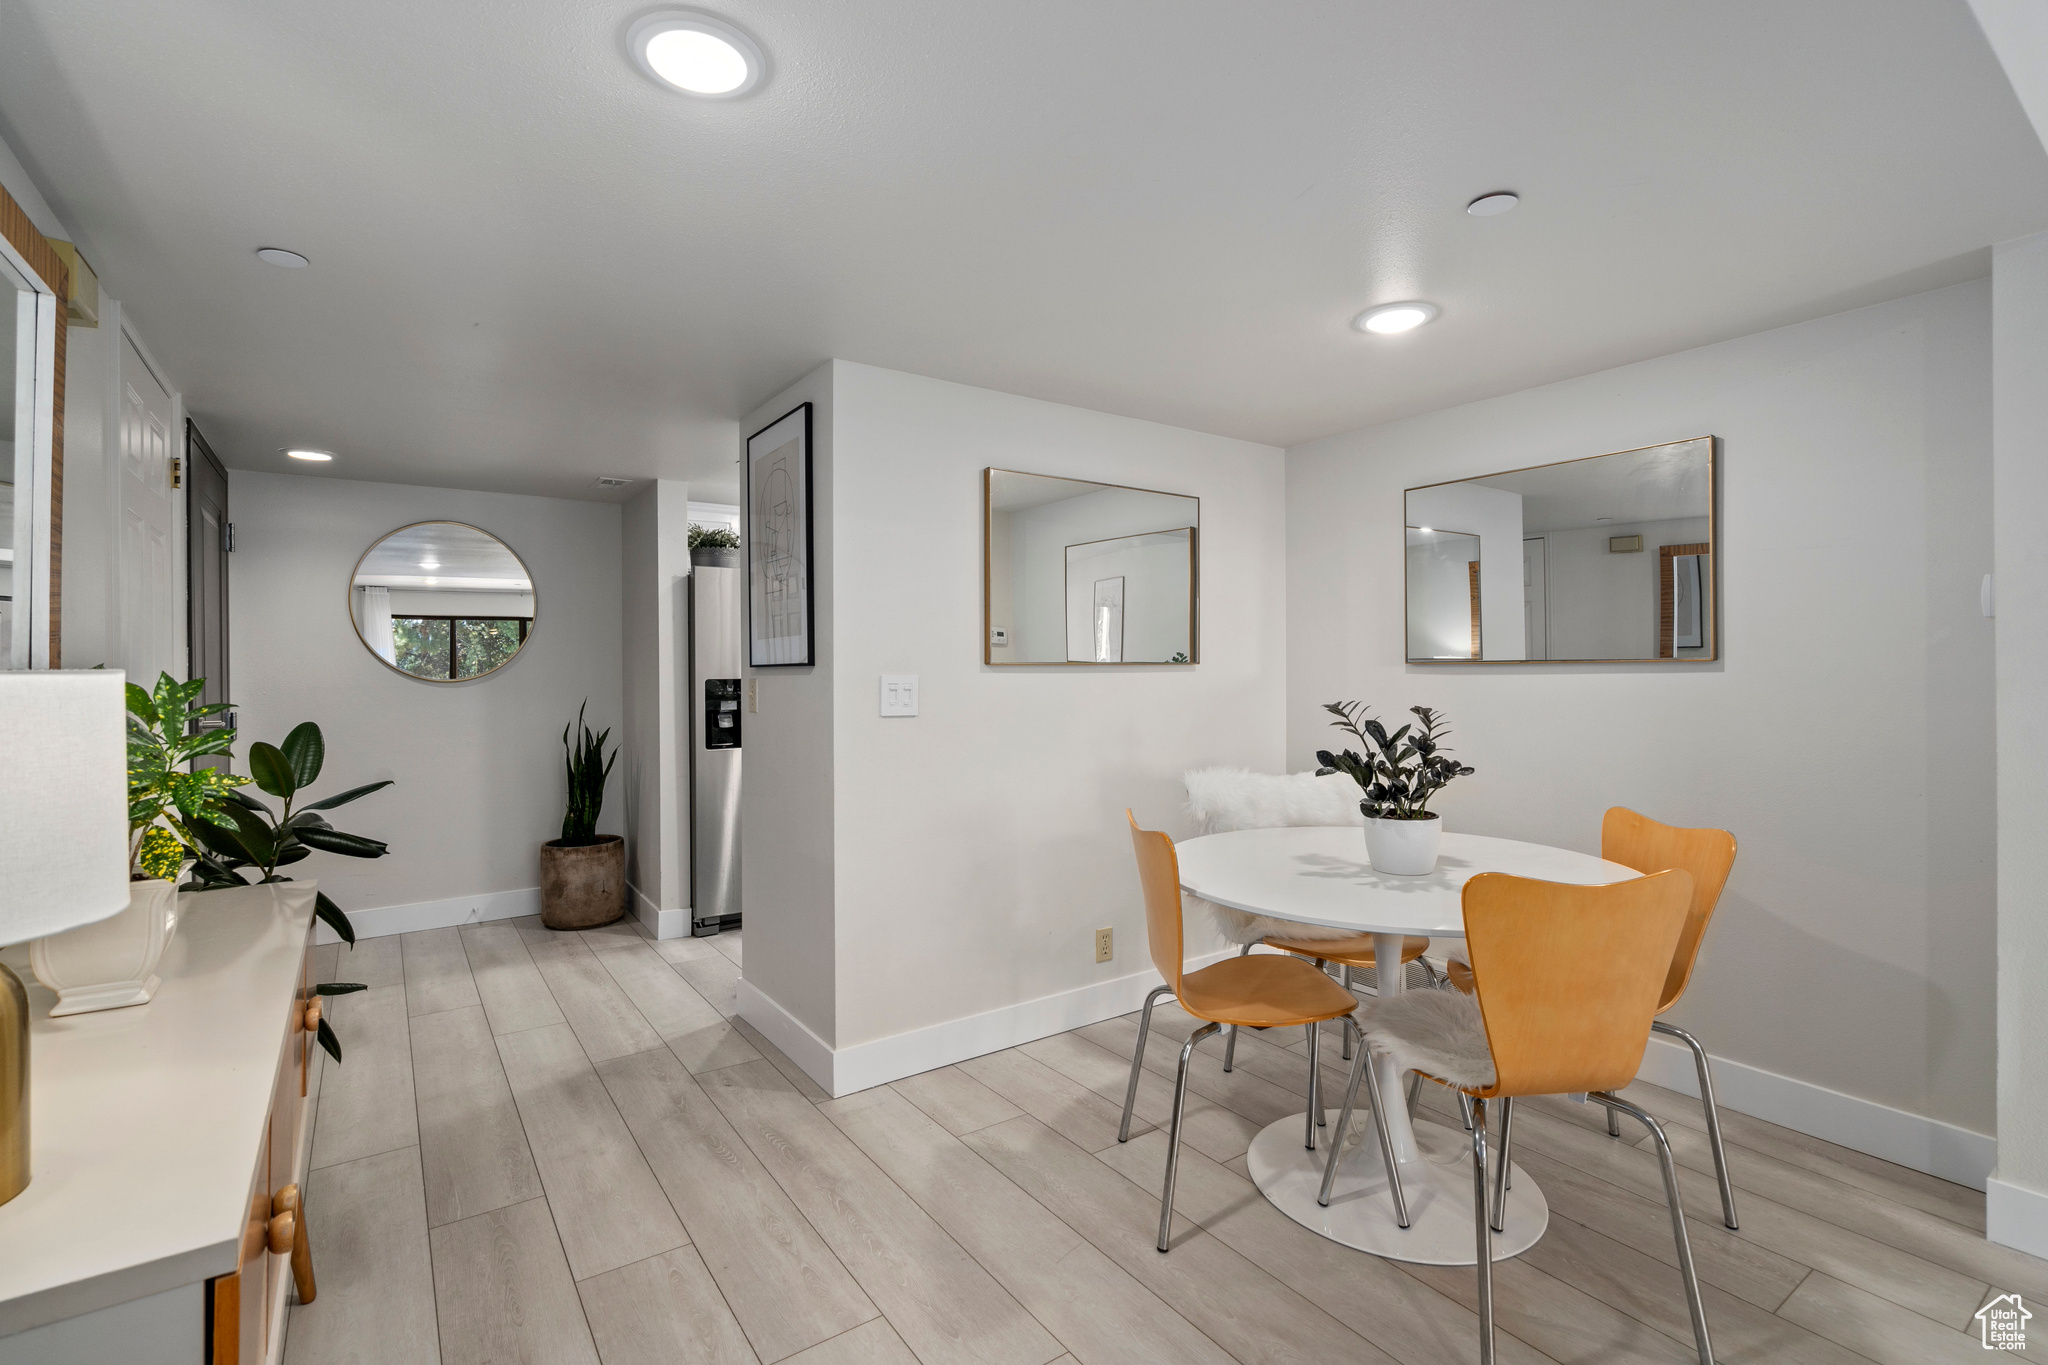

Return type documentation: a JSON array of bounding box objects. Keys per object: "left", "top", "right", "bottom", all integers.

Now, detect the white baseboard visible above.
[
  {"left": 311, "top": 886, "right": 539, "bottom": 944},
  {"left": 628, "top": 882, "right": 690, "bottom": 940},
  {"left": 1634, "top": 1031, "right": 1996, "bottom": 1190},
  {"left": 737, "top": 948, "right": 1236, "bottom": 1098},
  {"left": 1987, "top": 1177, "right": 2048, "bottom": 1257}
]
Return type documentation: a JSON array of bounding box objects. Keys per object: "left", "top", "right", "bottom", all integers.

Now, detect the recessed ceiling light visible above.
[
  {"left": 1355, "top": 301, "right": 1440, "bottom": 334},
  {"left": 1467, "top": 192, "right": 1519, "bottom": 217},
  {"left": 1418, "top": 526, "right": 1434, "bottom": 533},
  {"left": 285, "top": 449, "right": 333, "bottom": 462},
  {"left": 419, "top": 559, "right": 441, "bottom": 570},
  {"left": 256, "top": 247, "right": 310, "bottom": 268},
  {"left": 628, "top": 11, "right": 764, "bottom": 97}
]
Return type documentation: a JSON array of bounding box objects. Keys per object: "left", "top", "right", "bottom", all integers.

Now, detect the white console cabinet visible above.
[{"left": 0, "top": 883, "right": 320, "bottom": 1365}]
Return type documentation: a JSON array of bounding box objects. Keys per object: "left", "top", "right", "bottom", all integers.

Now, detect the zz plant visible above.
[
  {"left": 1315, "top": 700, "right": 1475, "bottom": 820},
  {"left": 184, "top": 719, "right": 395, "bottom": 1062}
]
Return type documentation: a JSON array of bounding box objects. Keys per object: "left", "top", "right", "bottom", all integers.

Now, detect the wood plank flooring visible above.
[{"left": 287, "top": 925, "right": 2040, "bottom": 1365}]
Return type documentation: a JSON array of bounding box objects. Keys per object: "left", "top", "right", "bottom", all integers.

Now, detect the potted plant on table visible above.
[
  {"left": 1315, "top": 700, "right": 1475, "bottom": 876},
  {"left": 28, "top": 674, "right": 249, "bottom": 1014},
  {"left": 540, "top": 701, "right": 623, "bottom": 929},
  {"left": 183, "top": 715, "right": 395, "bottom": 1061}
]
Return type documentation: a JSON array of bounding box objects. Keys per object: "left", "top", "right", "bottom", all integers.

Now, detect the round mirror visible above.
[{"left": 350, "top": 522, "right": 536, "bottom": 681}]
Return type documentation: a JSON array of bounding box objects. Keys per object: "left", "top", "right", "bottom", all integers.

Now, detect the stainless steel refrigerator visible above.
[{"left": 688, "top": 551, "right": 743, "bottom": 935}]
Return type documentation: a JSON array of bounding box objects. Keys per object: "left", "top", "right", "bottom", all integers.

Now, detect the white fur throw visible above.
[
  {"left": 1358, "top": 987, "right": 1496, "bottom": 1090},
  {"left": 1183, "top": 767, "right": 1365, "bottom": 944}
]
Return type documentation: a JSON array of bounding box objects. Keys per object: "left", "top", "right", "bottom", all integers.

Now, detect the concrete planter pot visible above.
[
  {"left": 539, "top": 835, "right": 626, "bottom": 929},
  {"left": 690, "top": 544, "right": 741, "bottom": 568}
]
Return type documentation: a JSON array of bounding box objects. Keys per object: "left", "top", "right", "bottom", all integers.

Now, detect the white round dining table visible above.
[{"left": 1173, "top": 826, "right": 1641, "bottom": 1264}]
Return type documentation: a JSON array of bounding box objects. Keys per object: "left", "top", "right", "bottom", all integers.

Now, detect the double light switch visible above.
[{"left": 880, "top": 675, "right": 919, "bottom": 717}]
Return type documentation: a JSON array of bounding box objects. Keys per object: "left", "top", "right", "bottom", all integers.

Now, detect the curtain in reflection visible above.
[{"left": 357, "top": 585, "right": 395, "bottom": 662}]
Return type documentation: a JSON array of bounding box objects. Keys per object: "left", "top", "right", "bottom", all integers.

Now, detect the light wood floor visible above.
[{"left": 285, "top": 920, "right": 2039, "bottom": 1365}]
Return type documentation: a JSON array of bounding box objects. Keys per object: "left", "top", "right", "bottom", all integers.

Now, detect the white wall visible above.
[
  {"left": 1992, "top": 231, "right": 2048, "bottom": 1251},
  {"left": 1540, "top": 515, "right": 1710, "bottom": 660},
  {"left": 620, "top": 479, "right": 693, "bottom": 936},
  {"left": 739, "top": 366, "right": 838, "bottom": 1043},
  {"left": 1290, "top": 280, "right": 1996, "bottom": 1150},
  {"left": 229, "top": 471, "right": 623, "bottom": 921},
  {"left": 1406, "top": 481, "right": 1525, "bottom": 659},
  {"left": 741, "top": 360, "right": 1285, "bottom": 1088}
]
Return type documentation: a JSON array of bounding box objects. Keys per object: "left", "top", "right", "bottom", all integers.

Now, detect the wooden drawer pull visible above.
[
  {"left": 301, "top": 999, "right": 321, "bottom": 1032},
  {"left": 270, "top": 1184, "right": 317, "bottom": 1304}
]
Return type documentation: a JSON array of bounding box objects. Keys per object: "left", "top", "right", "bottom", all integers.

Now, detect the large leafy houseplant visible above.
[
  {"left": 1315, "top": 701, "right": 1475, "bottom": 820},
  {"left": 184, "top": 720, "right": 393, "bottom": 1059},
  {"left": 124, "top": 673, "right": 249, "bottom": 879}
]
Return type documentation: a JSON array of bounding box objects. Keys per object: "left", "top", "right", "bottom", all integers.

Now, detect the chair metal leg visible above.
[
  {"left": 1607, "top": 1104, "right": 1622, "bottom": 1138},
  {"left": 1490, "top": 1097, "right": 1515, "bottom": 1232},
  {"left": 1457, "top": 1090, "right": 1475, "bottom": 1132},
  {"left": 1304, "top": 1021, "right": 1322, "bottom": 1148},
  {"left": 1158, "top": 1021, "right": 1222, "bottom": 1252},
  {"left": 1470, "top": 1096, "right": 1495, "bottom": 1365},
  {"left": 1319, "top": 1017, "right": 1368, "bottom": 1208},
  {"left": 1358, "top": 1030, "right": 1411, "bottom": 1227},
  {"left": 1222, "top": 944, "right": 1254, "bottom": 1072},
  {"left": 1594, "top": 1092, "right": 1715, "bottom": 1365},
  {"left": 1340, "top": 967, "right": 1354, "bottom": 1060},
  {"left": 1655, "top": 1019, "right": 1739, "bottom": 1229},
  {"left": 1120, "top": 985, "right": 1171, "bottom": 1143},
  {"left": 1407, "top": 1069, "right": 1422, "bottom": 1118}
]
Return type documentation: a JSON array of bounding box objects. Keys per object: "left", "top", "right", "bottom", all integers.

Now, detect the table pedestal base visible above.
[{"left": 1247, "top": 1109, "right": 1549, "bottom": 1265}]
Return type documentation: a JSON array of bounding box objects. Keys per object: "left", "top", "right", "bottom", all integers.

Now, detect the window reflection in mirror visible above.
[
  {"left": 1405, "top": 437, "right": 1715, "bottom": 663},
  {"left": 984, "top": 469, "right": 1198, "bottom": 665},
  {"left": 350, "top": 522, "right": 535, "bottom": 681}
]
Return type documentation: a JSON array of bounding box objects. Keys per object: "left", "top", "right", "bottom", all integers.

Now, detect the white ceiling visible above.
[
  {"left": 1471, "top": 437, "right": 1710, "bottom": 533},
  {"left": 354, "top": 521, "right": 531, "bottom": 591},
  {"left": 1, "top": 0, "right": 2043, "bottom": 501}
]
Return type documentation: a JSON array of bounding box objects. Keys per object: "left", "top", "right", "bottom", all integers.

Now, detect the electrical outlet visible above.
[
  {"left": 1095, "top": 927, "right": 1113, "bottom": 963},
  {"left": 747, "top": 678, "right": 757, "bottom": 713}
]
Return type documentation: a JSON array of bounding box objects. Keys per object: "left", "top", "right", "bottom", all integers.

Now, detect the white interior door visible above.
[
  {"left": 119, "top": 335, "right": 177, "bottom": 683},
  {"left": 1523, "top": 537, "right": 1548, "bottom": 660}
]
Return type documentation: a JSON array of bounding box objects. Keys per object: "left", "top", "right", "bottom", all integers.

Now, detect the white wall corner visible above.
[
  {"left": 1634, "top": 1033, "right": 1996, "bottom": 1190},
  {"left": 1988, "top": 1177, "right": 2048, "bottom": 1257},
  {"left": 628, "top": 880, "right": 690, "bottom": 940},
  {"left": 1969, "top": 0, "right": 2048, "bottom": 156},
  {"left": 736, "top": 977, "right": 836, "bottom": 1093}
]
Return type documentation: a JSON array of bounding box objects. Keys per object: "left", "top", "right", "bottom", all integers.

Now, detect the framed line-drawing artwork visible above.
[{"left": 746, "top": 402, "right": 814, "bottom": 667}]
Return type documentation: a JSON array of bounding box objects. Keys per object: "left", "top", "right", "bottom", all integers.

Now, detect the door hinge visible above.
[
  {"left": 224, "top": 522, "right": 237, "bottom": 552},
  {"left": 170, "top": 456, "right": 182, "bottom": 489}
]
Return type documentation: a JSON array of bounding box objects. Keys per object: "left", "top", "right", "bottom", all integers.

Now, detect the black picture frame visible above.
[{"left": 745, "top": 401, "right": 815, "bottom": 667}]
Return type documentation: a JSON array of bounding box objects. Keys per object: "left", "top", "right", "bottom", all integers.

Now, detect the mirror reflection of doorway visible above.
[
  {"left": 1523, "top": 537, "right": 1548, "bottom": 660},
  {"left": 1404, "top": 527, "right": 1481, "bottom": 660}
]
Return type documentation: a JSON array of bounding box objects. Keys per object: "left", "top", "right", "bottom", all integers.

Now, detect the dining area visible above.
[{"left": 1123, "top": 740, "right": 1735, "bottom": 1364}]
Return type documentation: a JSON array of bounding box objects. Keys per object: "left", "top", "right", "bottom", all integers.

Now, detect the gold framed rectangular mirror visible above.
[
  {"left": 1405, "top": 437, "right": 1716, "bottom": 664},
  {"left": 983, "top": 468, "right": 1199, "bottom": 665}
]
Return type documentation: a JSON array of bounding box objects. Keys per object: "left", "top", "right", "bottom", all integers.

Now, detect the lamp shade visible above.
[{"left": 0, "top": 671, "right": 131, "bottom": 945}]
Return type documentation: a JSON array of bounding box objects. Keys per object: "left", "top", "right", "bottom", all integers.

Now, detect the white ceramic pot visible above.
[
  {"left": 1363, "top": 816, "right": 1442, "bottom": 876},
  {"left": 30, "top": 878, "right": 179, "bottom": 1015}
]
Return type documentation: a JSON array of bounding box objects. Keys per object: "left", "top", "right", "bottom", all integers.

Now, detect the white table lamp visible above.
[{"left": 0, "top": 671, "right": 132, "bottom": 1207}]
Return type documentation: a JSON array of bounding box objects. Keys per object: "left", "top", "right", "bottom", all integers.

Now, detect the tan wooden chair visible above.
[
  {"left": 1122, "top": 813, "right": 1359, "bottom": 1252},
  {"left": 1444, "top": 807, "right": 1740, "bottom": 1227},
  {"left": 1331, "top": 870, "right": 1713, "bottom": 1365}
]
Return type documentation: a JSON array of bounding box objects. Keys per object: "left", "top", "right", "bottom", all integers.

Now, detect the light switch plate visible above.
[
  {"left": 989, "top": 626, "right": 1009, "bottom": 648},
  {"left": 880, "top": 674, "right": 919, "bottom": 717},
  {"left": 747, "top": 678, "right": 758, "bottom": 713}
]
